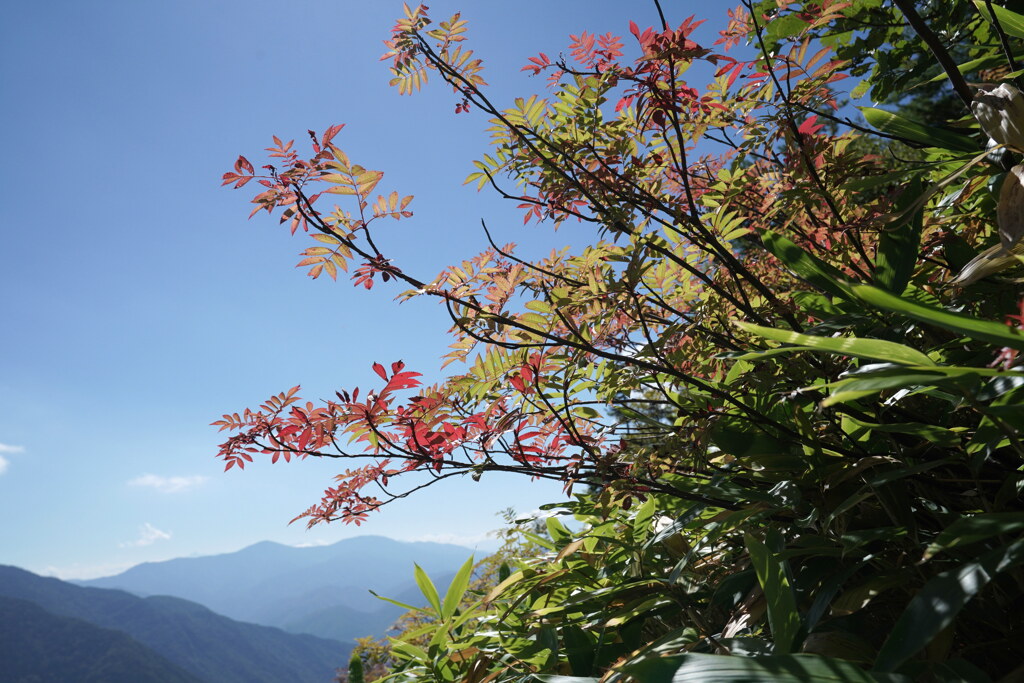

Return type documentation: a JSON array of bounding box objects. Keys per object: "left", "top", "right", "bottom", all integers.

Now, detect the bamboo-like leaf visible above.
[
  {"left": 974, "top": 0, "right": 1024, "bottom": 38},
  {"left": 874, "top": 539, "right": 1024, "bottom": 672},
  {"left": 925, "top": 52, "right": 1022, "bottom": 83},
  {"left": 874, "top": 178, "right": 923, "bottom": 295},
  {"left": 850, "top": 285, "right": 1024, "bottom": 351},
  {"left": 861, "top": 107, "right": 978, "bottom": 152},
  {"left": 622, "top": 653, "right": 904, "bottom": 682},
  {"left": 485, "top": 568, "right": 533, "bottom": 603},
  {"left": 745, "top": 533, "right": 801, "bottom": 654},
  {"left": 924, "top": 513, "right": 1024, "bottom": 559},
  {"left": 440, "top": 555, "right": 475, "bottom": 621},
  {"left": 735, "top": 321, "right": 935, "bottom": 366},
  {"left": 369, "top": 589, "right": 425, "bottom": 613},
  {"left": 759, "top": 231, "right": 852, "bottom": 300},
  {"left": 413, "top": 563, "right": 442, "bottom": 615},
  {"left": 842, "top": 417, "right": 960, "bottom": 448},
  {"left": 821, "top": 371, "right": 975, "bottom": 407}
]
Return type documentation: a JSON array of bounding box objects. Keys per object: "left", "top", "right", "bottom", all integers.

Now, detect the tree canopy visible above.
[{"left": 219, "top": 1, "right": 1024, "bottom": 680}]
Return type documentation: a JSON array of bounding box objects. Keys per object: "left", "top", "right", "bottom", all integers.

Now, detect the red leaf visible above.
[
  {"left": 322, "top": 124, "right": 345, "bottom": 147},
  {"left": 797, "top": 115, "right": 824, "bottom": 137},
  {"left": 386, "top": 371, "right": 422, "bottom": 391},
  {"left": 372, "top": 362, "right": 388, "bottom": 381}
]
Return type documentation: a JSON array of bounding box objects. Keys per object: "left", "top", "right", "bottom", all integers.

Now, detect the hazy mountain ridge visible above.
[
  {"left": 0, "top": 565, "right": 349, "bottom": 683},
  {"left": 78, "top": 535, "right": 478, "bottom": 641},
  {"left": 0, "top": 595, "right": 203, "bottom": 683}
]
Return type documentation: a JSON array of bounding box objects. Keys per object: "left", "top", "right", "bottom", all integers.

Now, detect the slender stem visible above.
[{"left": 892, "top": 0, "right": 974, "bottom": 110}]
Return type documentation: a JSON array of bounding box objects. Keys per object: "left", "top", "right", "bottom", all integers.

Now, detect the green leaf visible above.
[
  {"left": 860, "top": 107, "right": 978, "bottom": 152},
  {"left": 545, "top": 515, "right": 572, "bottom": 543},
  {"left": 389, "top": 640, "right": 429, "bottom": 662},
  {"left": 759, "top": 231, "right": 853, "bottom": 300},
  {"left": 874, "top": 178, "right": 923, "bottom": 295},
  {"left": 622, "top": 653, "right": 906, "bottom": 682},
  {"left": 413, "top": 563, "right": 442, "bottom": 615},
  {"left": 850, "top": 285, "right": 1024, "bottom": 351},
  {"left": 924, "top": 513, "right": 1024, "bottom": 559},
  {"left": 632, "top": 496, "right": 657, "bottom": 538},
  {"left": 766, "top": 14, "right": 807, "bottom": 42},
  {"left": 712, "top": 418, "right": 792, "bottom": 459},
  {"left": 369, "top": 590, "right": 425, "bottom": 613},
  {"left": 440, "top": 555, "right": 475, "bottom": 621},
  {"left": 735, "top": 321, "right": 935, "bottom": 366},
  {"left": 842, "top": 418, "right": 961, "bottom": 448},
  {"left": 874, "top": 539, "right": 1024, "bottom": 672},
  {"left": 745, "top": 533, "right": 801, "bottom": 653},
  {"left": 974, "top": 0, "right": 1024, "bottom": 39},
  {"left": 925, "top": 52, "right": 1021, "bottom": 83}
]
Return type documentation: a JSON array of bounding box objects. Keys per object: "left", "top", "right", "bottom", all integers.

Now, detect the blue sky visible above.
[{"left": 0, "top": 0, "right": 663, "bottom": 579}]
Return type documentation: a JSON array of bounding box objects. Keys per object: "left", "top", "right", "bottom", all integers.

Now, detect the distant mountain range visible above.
[
  {"left": 77, "top": 535, "right": 477, "bottom": 642},
  {"left": 0, "top": 565, "right": 349, "bottom": 683},
  {"left": 0, "top": 595, "right": 203, "bottom": 683}
]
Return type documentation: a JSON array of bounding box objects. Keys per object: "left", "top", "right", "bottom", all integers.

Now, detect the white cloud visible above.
[
  {"left": 43, "top": 561, "right": 135, "bottom": 581},
  {"left": 128, "top": 474, "right": 208, "bottom": 494},
  {"left": 0, "top": 443, "right": 24, "bottom": 476},
  {"left": 405, "top": 532, "right": 501, "bottom": 549},
  {"left": 290, "top": 539, "right": 333, "bottom": 548},
  {"left": 120, "top": 522, "right": 172, "bottom": 548}
]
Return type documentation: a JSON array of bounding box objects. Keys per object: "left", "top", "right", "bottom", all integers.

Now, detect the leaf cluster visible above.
[{"left": 220, "top": 1, "right": 1024, "bottom": 679}]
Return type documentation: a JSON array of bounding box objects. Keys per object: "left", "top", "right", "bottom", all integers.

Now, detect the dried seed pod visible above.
[
  {"left": 973, "top": 83, "right": 1024, "bottom": 152},
  {"left": 951, "top": 241, "right": 1024, "bottom": 285},
  {"left": 999, "top": 164, "right": 1024, "bottom": 250}
]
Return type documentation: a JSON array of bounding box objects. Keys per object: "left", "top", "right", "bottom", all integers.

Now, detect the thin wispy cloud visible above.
[
  {"left": 44, "top": 561, "right": 135, "bottom": 581},
  {"left": 0, "top": 443, "right": 24, "bottom": 476},
  {"left": 407, "top": 532, "right": 500, "bottom": 549},
  {"left": 120, "top": 522, "right": 171, "bottom": 548},
  {"left": 128, "top": 474, "right": 208, "bottom": 494}
]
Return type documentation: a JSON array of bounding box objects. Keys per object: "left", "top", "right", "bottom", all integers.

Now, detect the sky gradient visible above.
[{"left": 0, "top": 0, "right": 659, "bottom": 579}]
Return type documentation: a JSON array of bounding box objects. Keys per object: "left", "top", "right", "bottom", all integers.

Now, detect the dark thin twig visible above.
[
  {"left": 983, "top": 0, "right": 1024, "bottom": 89},
  {"left": 892, "top": 0, "right": 974, "bottom": 110}
]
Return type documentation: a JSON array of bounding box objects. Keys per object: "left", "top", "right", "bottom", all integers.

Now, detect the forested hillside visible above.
[
  {"left": 0, "top": 596, "right": 202, "bottom": 683},
  {"left": 0, "top": 565, "right": 350, "bottom": 683}
]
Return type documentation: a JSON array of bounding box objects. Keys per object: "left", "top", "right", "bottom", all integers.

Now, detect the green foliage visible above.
[
  {"left": 224, "top": 0, "right": 1024, "bottom": 680},
  {"left": 348, "top": 652, "right": 366, "bottom": 683},
  {"left": 367, "top": 2, "right": 1024, "bottom": 679}
]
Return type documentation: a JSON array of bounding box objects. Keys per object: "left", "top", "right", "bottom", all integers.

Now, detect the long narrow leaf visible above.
[
  {"left": 861, "top": 107, "right": 977, "bottom": 152},
  {"left": 851, "top": 285, "right": 1024, "bottom": 351},
  {"left": 441, "top": 555, "right": 475, "bottom": 621},
  {"left": 874, "top": 178, "right": 923, "bottom": 295},
  {"left": 924, "top": 513, "right": 1024, "bottom": 559},
  {"left": 759, "top": 231, "right": 853, "bottom": 300},
  {"left": 745, "top": 533, "right": 801, "bottom": 653},
  {"left": 974, "top": 0, "right": 1024, "bottom": 38},
  {"left": 413, "top": 563, "right": 442, "bottom": 615},
  {"left": 622, "top": 653, "right": 906, "bottom": 682},
  {"left": 874, "top": 539, "right": 1024, "bottom": 672},
  {"left": 369, "top": 589, "right": 426, "bottom": 613},
  {"left": 735, "top": 321, "right": 935, "bottom": 366}
]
